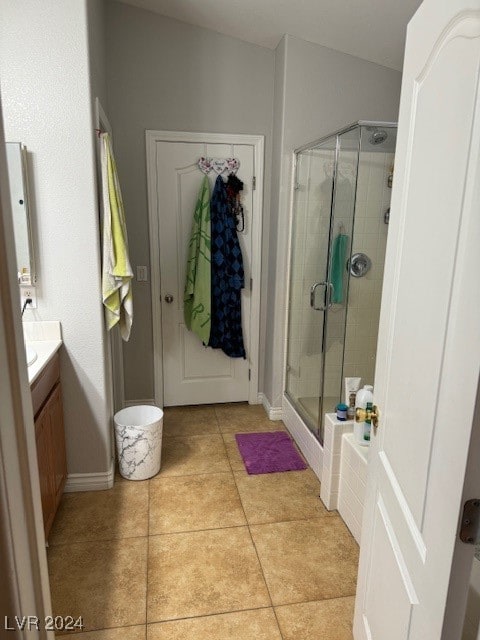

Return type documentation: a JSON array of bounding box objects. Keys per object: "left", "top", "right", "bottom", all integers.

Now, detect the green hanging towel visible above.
[
  {"left": 331, "top": 233, "right": 348, "bottom": 303},
  {"left": 184, "top": 175, "right": 211, "bottom": 344}
]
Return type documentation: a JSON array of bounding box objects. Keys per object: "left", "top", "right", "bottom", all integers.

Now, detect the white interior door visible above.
[
  {"left": 151, "top": 136, "right": 259, "bottom": 406},
  {"left": 354, "top": 2, "right": 480, "bottom": 639}
]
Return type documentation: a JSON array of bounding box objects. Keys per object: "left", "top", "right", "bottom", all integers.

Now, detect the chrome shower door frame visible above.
[{"left": 285, "top": 120, "right": 395, "bottom": 444}]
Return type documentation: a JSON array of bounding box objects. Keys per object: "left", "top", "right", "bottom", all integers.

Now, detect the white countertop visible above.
[
  {"left": 23, "top": 321, "right": 63, "bottom": 385},
  {"left": 26, "top": 339, "right": 62, "bottom": 385}
]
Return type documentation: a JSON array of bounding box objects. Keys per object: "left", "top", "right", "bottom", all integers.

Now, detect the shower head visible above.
[{"left": 369, "top": 129, "right": 388, "bottom": 145}]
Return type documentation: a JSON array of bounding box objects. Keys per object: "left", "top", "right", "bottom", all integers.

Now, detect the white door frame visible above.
[
  {"left": 0, "top": 102, "right": 53, "bottom": 638},
  {"left": 146, "top": 130, "right": 264, "bottom": 408}
]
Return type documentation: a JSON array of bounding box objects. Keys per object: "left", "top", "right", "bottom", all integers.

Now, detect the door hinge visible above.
[
  {"left": 250, "top": 277, "right": 253, "bottom": 291},
  {"left": 252, "top": 176, "right": 256, "bottom": 190},
  {"left": 248, "top": 369, "right": 251, "bottom": 381},
  {"left": 460, "top": 499, "right": 480, "bottom": 544}
]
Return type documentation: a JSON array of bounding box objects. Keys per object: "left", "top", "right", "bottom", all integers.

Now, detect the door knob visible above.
[
  {"left": 164, "top": 294, "right": 174, "bottom": 303},
  {"left": 355, "top": 405, "right": 380, "bottom": 430}
]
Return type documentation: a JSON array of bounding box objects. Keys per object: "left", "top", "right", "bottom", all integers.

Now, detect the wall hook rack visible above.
[{"left": 197, "top": 156, "right": 240, "bottom": 176}]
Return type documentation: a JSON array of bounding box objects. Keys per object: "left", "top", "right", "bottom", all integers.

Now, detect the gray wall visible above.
[
  {"left": 105, "top": 1, "right": 275, "bottom": 401},
  {"left": 264, "top": 36, "right": 287, "bottom": 405},
  {"left": 87, "top": 0, "right": 108, "bottom": 112},
  {"left": 264, "top": 35, "right": 402, "bottom": 409},
  {"left": 0, "top": 0, "right": 112, "bottom": 475}
]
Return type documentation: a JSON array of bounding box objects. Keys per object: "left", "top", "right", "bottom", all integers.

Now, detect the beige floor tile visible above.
[
  {"left": 215, "top": 403, "right": 268, "bottom": 420},
  {"left": 149, "top": 472, "right": 246, "bottom": 534},
  {"left": 163, "top": 405, "right": 219, "bottom": 438},
  {"left": 275, "top": 597, "right": 355, "bottom": 640},
  {"left": 159, "top": 434, "right": 230, "bottom": 476},
  {"left": 147, "top": 608, "right": 282, "bottom": 640},
  {"left": 250, "top": 518, "right": 359, "bottom": 605},
  {"left": 218, "top": 419, "right": 287, "bottom": 434},
  {"left": 49, "top": 482, "right": 149, "bottom": 545},
  {"left": 147, "top": 527, "right": 270, "bottom": 622},
  {"left": 57, "top": 626, "right": 146, "bottom": 639},
  {"left": 215, "top": 403, "right": 284, "bottom": 433},
  {"left": 222, "top": 432, "right": 247, "bottom": 471},
  {"left": 48, "top": 538, "right": 147, "bottom": 632},
  {"left": 234, "top": 469, "right": 331, "bottom": 524},
  {"left": 165, "top": 404, "right": 217, "bottom": 418},
  {"left": 49, "top": 404, "right": 359, "bottom": 640}
]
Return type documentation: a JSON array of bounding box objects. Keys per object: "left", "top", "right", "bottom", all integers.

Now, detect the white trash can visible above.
[{"left": 114, "top": 405, "right": 163, "bottom": 480}]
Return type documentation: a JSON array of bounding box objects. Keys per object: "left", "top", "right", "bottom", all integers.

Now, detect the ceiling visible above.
[{"left": 116, "top": 0, "right": 422, "bottom": 71}]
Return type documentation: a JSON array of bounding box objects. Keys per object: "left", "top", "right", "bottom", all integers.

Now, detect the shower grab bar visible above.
[{"left": 310, "top": 281, "right": 334, "bottom": 311}]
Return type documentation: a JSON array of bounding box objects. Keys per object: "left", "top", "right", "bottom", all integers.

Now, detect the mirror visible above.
[{"left": 5, "top": 142, "right": 35, "bottom": 285}]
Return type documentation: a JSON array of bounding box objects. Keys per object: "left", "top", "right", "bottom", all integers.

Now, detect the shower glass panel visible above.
[
  {"left": 321, "top": 129, "right": 360, "bottom": 442},
  {"left": 285, "top": 140, "right": 336, "bottom": 431},
  {"left": 285, "top": 121, "right": 397, "bottom": 444}
]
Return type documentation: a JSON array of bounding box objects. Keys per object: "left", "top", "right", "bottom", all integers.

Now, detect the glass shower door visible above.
[
  {"left": 285, "top": 122, "right": 396, "bottom": 444},
  {"left": 320, "top": 128, "right": 360, "bottom": 441},
  {"left": 285, "top": 140, "right": 336, "bottom": 435}
]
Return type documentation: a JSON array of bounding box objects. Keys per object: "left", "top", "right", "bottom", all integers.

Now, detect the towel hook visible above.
[{"left": 197, "top": 157, "right": 240, "bottom": 176}]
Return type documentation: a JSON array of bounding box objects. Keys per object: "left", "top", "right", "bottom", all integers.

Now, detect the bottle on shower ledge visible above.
[
  {"left": 345, "top": 377, "right": 361, "bottom": 420},
  {"left": 347, "top": 392, "right": 357, "bottom": 420}
]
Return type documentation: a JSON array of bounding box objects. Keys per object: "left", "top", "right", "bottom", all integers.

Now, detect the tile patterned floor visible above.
[{"left": 51, "top": 403, "right": 358, "bottom": 639}]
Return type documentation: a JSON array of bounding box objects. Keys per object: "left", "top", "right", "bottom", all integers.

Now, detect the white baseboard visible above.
[
  {"left": 258, "top": 393, "right": 283, "bottom": 421},
  {"left": 64, "top": 458, "right": 115, "bottom": 492},
  {"left": 282, "top": 394, "right": 323, "bottom": 480},
  {"left": 123, "top": 399, "right": 157, "bottom": 408}
]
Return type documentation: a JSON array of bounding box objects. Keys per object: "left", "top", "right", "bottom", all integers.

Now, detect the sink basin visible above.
[{"left": 25, "top": 345, "right": 37, "bottom": 367}]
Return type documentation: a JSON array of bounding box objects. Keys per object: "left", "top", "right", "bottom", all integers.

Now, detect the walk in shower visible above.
[{"left": 285, "top": 121, "right": 397, "bottom": 444}]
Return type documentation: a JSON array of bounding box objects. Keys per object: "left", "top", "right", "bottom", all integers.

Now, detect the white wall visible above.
[
  {"left": 105, "top": 1, "right": 275, "bottom": 402},
  {"left": 0, "top": 0, "right": 112, "bottom": 475},
  {"left": 87, "top": 0, "right": 108, "bottom": 112},
  {"left": 264, "top": 34, "right": 402, "bottom": 410}
]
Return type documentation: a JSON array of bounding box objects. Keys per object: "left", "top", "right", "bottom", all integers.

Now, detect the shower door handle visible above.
[
  {"left": 310, "top": 282, "right": 328, "bottom": 311},
  {"left": 327, "top": 282, "right": 334, "bottom": 308},
  {"left": 310, "top": 282, "right": 334, "bottom": 310}
]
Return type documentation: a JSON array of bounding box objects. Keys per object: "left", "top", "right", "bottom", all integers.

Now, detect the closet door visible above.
[{"left": 154, "top": 140, "right": 254, "bottom": 406}]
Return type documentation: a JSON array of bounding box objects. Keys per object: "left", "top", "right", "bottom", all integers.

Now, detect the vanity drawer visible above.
[{"left": 31, "top": 352, "right": 60, "bottom": 417}]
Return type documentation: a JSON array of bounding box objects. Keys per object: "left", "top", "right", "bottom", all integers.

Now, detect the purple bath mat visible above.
[{"left": 235, "top": 431, "right": 307, "bottom": 475}]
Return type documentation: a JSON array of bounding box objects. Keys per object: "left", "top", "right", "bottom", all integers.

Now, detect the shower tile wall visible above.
[{"left": 342, "top": 151, "right": 394, "bottom": 387}]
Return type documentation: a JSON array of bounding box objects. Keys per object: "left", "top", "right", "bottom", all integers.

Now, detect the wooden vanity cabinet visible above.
[{"left": 31, "top": 353, "right": 67, "bottom": 539}]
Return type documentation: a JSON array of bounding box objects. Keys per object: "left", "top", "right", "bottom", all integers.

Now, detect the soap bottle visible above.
[{"left": 355, "top": 384, "right": 374, "bottom": 446}]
